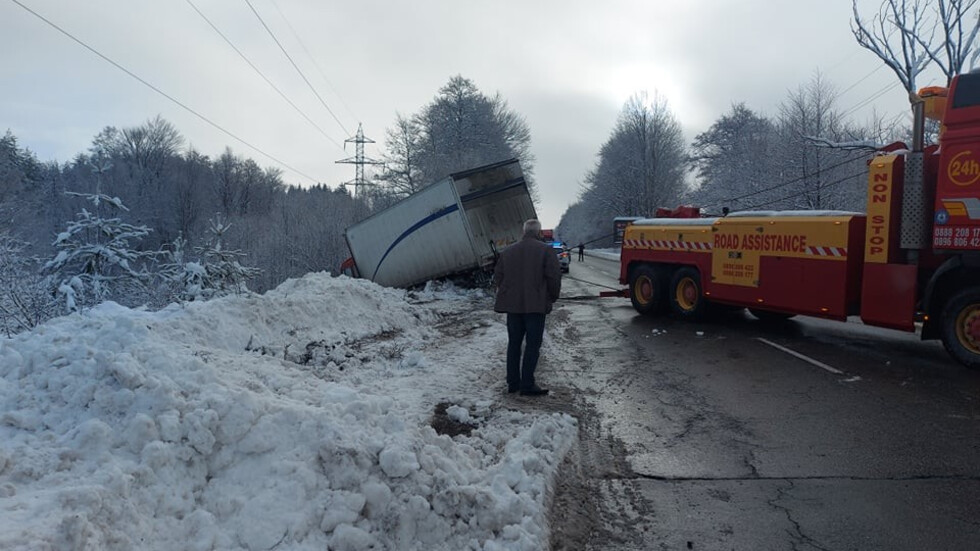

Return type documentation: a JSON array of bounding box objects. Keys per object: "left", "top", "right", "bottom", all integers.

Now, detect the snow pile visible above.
[
  {"left": 585, "top": 248, "right": 621, "bottom": 262},
  {"left": 0, "top": 273, "right": 577, "bottom": 550}
]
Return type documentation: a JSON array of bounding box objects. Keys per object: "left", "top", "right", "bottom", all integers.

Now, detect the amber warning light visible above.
[{"left": 918, "top": 85, "right": 948, "bottom": 121}]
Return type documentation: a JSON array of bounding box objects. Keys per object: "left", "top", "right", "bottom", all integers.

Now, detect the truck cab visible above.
[{"left": 919, "top": 72, "right": 980, "bottom": 365}]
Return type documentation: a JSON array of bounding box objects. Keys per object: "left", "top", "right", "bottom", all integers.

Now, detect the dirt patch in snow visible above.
[{"left": 429, "top": 401, "right": 476, "bottom": 438}]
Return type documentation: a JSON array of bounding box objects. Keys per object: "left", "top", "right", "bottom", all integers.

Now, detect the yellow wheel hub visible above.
[
  {"left": 955, "top": 303, "right": 980, "bottom": 354},
  {"left": 634, "top": 276, "right": 653, "bottom": 305},
  {"left": 675, "top": 277, "right": 699, "bottom": 311}
]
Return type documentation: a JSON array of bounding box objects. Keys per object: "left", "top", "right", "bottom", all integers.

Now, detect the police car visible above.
[{"left": 552, "top": 242, "right": 570, "bottom": 273}]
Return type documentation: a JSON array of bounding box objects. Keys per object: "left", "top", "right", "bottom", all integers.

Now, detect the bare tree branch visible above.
[
  {"left": 851, "top": 0, "right": 937, "bottom": 91},
  {"left": 806, "top": 135, "right": 882, "bottom": 151}
]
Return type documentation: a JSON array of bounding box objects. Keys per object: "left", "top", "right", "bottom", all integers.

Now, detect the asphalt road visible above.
[{"left": 546, "top": 253, "right": 980, "bottom": 551}]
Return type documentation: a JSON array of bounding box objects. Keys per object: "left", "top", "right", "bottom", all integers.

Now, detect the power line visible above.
[
  {"left": 244, "top": 0, "right": 350, "bottom": 137},
  {"left": 837, "top": 64, "right": 886, "bottom": 99},
  {"left": 10, "top": 0, "right": 318, "bottom": 183},
  {"left": 843, "top": 81, "right": 902, "bottom": 118},
  {"left": 740, "top": 170, "right": 867, "bottom": 210},
  {"left": 185, "top": 0, "right": 343, "bottom": 151},
  {"left": 825, "top": 47, "right": 863, "bottom": 74},
  {"left": 705, "top": 74, "right": 903, "bottom": 210},
  {"left": 841, "top": 80, "right": 903, "bottom": 119},
  {"left": 268, "top": 0, "right": 358, "bottom": 125},
  {"left": 710, "top": 153, "right": 868, "bottom": 207}
]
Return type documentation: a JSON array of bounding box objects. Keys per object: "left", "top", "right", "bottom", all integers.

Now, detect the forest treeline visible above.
[{"left": 555, "top": 74, "right": 900, "bottom": 248}]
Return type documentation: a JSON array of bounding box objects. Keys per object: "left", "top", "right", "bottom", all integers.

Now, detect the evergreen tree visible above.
[
  {"left": 42, "top": 163, "right": 154, "bottom": 312},
  {"left": 155, "top": 234, "right": 208, "bottom": 303},
  {"left": 191, "top": 215, "right": 261, "bottom": 298}
]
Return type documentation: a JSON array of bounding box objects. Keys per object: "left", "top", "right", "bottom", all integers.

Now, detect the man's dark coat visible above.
[{"left": 493, "top": 236, "right": 562, "bottom": 314}]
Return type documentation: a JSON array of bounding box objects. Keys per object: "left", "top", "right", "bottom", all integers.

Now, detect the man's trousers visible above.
[{"left": 506, "top": 313, "right": 546, "bottom": 390}]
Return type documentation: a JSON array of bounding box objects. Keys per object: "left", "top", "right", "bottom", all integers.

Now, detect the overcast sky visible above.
[{"left": 1, "top": 0, "right": 948, "bottom": 227}]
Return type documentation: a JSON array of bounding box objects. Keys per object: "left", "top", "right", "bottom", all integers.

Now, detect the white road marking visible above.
[
  {"left": 947, "top": 414, "right": 980, "bottom": 421},
  {"left": 755, "top": 337, "right": 845, "bottom": 375}
]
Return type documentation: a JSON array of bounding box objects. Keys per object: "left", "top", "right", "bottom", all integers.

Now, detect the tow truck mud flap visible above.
[{"left": 860, "top": 263, "right": 917, "bottom": 331}]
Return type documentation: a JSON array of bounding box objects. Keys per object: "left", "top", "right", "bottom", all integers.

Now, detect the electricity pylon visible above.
[{"left": 336, "top": 123, "right": 383, "bottom": 199}]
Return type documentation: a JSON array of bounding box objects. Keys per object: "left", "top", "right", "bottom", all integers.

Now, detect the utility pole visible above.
[{"left": 336, "top": 123, "right": 383, "bottom": 199}]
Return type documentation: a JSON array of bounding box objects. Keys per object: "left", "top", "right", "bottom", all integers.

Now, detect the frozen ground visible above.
[
  {"left": 585, "top": 248, "right": 621, "bottom": 263},
  {"left": 0, "top": 273, "right": 577, "bottom": 550}
]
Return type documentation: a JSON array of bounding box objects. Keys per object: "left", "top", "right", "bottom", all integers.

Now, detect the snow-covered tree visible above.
[
  {"left": 385, "top": 76, "right": 536, "bottom": 197},
  {"left": 119, "top": 115, "right": 184, "bottom": 194},
  {"left": 554, "top": 200, "right": 616, "bottom": 250},
  {"left": 919, "top": 0, "right": 980, "bottom": 80},
  {"left": 770, "top": 72, "right": 868, "bottom": 211},
  {"left": 172, "top": 148, "right": 211, "bottom": 239},
  {"left": 154, "top": 234, "right": 206, "bottom": 304},
  {"left": 191, "top": 215, "right": 261, "bottom": 298},
  {"left": 0, "top": 234, "right": 58, "bottom": 335},
  {"left": 490, "top": 91, "right": 536, "bottom": 185},
  {"left": 418, "top": 76, "right": 500, "bottom": 180},
  {"left": 690, "top": 103, "right": 780, "bottom": 212},
  {"left": 4, "top": 119, "right": 361, "bottom": 296},
  {"left": 1, "top": 131, "right": 30, "bottom": 204},
  {"left": 0, "top": 131, "right": 46, "bottom": 232},
  {"left": 42, "top": 163, "right": 155, "bottom": 312},
  {"left": 583, "top": 92, "right": 687, "bottom": 218},
  {"left": 851, "top": 0, "right": 936, "bottom": 92},
  {"left": 213, "top": 148, "right": 241, "bottom": 217},
  {"left": 378, "top": 113, "right": 424, "bottom": 197},
  {"left": 852, "top": 0, "right": 980, "bottom": 88},
  {"left": 275, "top": 185, "right": 362, "bottom": 280}
]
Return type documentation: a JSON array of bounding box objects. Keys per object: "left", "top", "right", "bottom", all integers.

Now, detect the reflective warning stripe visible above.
[
  {"left": 624, "top": 240, "right": 846, "bottom": 257},
  {"left": 805, "top": 246, "right": 847, "bottom": 257},
  {"left": 624, "top": 239, "right": 712, "bottom": 250}
]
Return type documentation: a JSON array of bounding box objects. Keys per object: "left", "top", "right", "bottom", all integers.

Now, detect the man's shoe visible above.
[
  {"left": 507, "top": 386, "right": 519, "bottom": 394},
  {"left": 519, "top": 386, "right": 549, "bottom": 396}
]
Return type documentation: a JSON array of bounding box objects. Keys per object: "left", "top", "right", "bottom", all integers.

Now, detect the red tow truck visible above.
[{"left": 617, "top": 73, "right": 980, "bottom": 368}]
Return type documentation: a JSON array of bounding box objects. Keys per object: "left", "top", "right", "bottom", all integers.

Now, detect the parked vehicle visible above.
[
  {"left": 553, "top": 242, "right": 570, "bottom": 273},
  {"left": 342, "top": 159, "right": 536, "bottom": 288},
  {"left": 613, "top": 217, "right": 642, "bottom": 245},
  {"left": 613, "top": 74, "right": 980, "bottom": 368}
]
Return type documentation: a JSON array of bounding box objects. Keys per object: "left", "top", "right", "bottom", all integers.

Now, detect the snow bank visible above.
[
  {"left": 0, "top": 273, "right": 577, "bottom": 550},
  {"left": 586, "top": 248, "right": 621, "bottom": 263}
]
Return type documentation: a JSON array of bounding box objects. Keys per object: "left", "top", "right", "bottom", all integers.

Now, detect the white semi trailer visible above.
[{"left": 342, "top": 159, "right": 536, "bottom": 288}]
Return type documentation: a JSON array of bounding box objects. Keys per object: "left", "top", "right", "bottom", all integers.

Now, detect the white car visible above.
[{"left": 552, "top": 243, "right": 570, "bottom": 273}]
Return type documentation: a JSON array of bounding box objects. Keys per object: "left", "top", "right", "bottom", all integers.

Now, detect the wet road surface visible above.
[{"left": 545, "top": 253, "right": 980, "bottom": 551}]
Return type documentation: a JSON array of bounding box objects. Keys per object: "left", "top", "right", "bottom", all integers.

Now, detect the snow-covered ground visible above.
[
  {"left": 585, "top": 248, "right": 621, "bottom": 263},
  {"left": 0, "top": 274, "right": 577, "bottom": 550}
]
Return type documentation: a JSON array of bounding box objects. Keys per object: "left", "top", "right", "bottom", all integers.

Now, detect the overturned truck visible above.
[{"left": 342, "top": 159, "right": 536, "bottom": 288}]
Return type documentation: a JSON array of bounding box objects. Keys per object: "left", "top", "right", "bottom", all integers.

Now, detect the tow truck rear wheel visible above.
[
  {"left": 628, "top": 264, "right": 666, "bottom": 315},
  {"left": 941, "top": 287, "right": 980, "bottom": 369},
  {"left": 669, "top": 267, "right": 708, "bottom": 321}
]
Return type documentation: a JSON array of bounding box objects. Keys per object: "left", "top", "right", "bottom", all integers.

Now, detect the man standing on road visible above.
[
  {"left": 493, "top": 219, "right": 562, "bottom": 396},
  {"left": 577, "top": 242, "right": 585, "bottom": 261}
]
